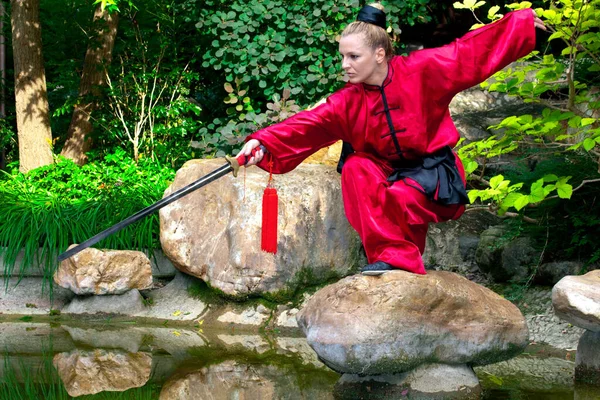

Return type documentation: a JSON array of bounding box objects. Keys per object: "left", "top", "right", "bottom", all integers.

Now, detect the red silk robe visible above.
[{"left": 248, "top": 9, "right": 536, "bottom": 274}]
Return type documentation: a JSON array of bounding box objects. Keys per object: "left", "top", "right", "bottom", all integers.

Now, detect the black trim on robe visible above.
[{"left": 337, "top": 142, "right": 355, "bottom": 173}]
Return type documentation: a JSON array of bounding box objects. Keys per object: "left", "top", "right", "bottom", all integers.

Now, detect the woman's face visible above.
[{"left": 339, "top": 33, "right": 386, "bottom": 85}]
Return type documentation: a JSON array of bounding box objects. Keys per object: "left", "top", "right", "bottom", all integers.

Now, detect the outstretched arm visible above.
[
  {"left": 240, "top": 91, "right": 350, "bottom": 174},
  {"left": 412, "top": 8, "right": 540, "bottom": 105}
]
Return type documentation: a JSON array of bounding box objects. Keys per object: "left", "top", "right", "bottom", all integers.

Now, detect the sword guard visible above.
[{"left": 227, "top": 145, "right": 267, "bottom": 177}]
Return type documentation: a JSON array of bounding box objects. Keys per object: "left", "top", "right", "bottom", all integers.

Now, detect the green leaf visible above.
[
  {"left": 489, "top": 175, "right": 505, "bottom": 189},
  {"left": 468, "top": 190, "right": 481, "bottom": 203},
  {"left": 556, "top": 182, "right": 573, "bottom": 199},
  {"left": 583, "top": 138, "right": 596, "bottom": 151},
  {"left": 581, "top": 118, "right": 596, "bottom": 127},
  {"left": 514, "top": 195, "right": 530, "bottom": 211}
]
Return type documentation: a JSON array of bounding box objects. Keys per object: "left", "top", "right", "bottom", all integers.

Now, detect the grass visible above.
[{"left": 0, "top": 153, "right": 175, "bottom": 299}]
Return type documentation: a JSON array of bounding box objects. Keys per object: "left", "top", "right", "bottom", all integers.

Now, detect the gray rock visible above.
[
  {"left": 297, "top": 271, "right": 528, "bottom": 375},
  {"left": 0, "top": 277, "right": 74, "bottom": 315},
  {"left": 535, "top": 261, "right": 585, "bottom": 285},
  {"left": 424, "top": 211, "right": 501, "bottom": 274},
  {"left": 476, "top": 226, "right": 540, "bottom": 282},
  {"left": 133, "top": 272, "right": 208, "bottom": 322},
  {"left": 62, "top": 289, "right": 145, "bottom": 315},
  {"left": 575, "top": 330, "right": 600, "bottom": 385}
]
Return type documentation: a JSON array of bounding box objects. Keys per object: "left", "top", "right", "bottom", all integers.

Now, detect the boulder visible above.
[
  {"left": 553, "top": 270, "right": 600, "bottom": 332},
  {"left": 475, "top": 226, "right": 540, "bottom": 282},
  {"left": 423, "top": 211, "right": 501, "bottom": 274},
  {"left": 297, "top": 270, "right": 528, "bottom": 375},
  {"left": 535, "top": 261, "right": 584, "bottom": 286},
  {"left": 53, "top": 349, "right": 151, "bottom": 397},
  {"left": 54, "top": 246, "right": 153, "bottom": 295},
  {"left": 159, "top": 160, "right": 362, "bottom": 296}
]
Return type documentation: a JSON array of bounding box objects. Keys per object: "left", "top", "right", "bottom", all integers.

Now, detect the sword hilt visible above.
[{"left": 226, "top": 144, "right": 267, "bottom": 177}]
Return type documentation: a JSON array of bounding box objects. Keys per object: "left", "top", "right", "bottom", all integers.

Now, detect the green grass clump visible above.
[{"left": 0, "top": 149, "right": 175, "bottom": 297}]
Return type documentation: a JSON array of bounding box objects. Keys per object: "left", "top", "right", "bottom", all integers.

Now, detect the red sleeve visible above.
[
  {"left": 247, "top": 91, "right": 349, "bottom": 174},
  {"left": 410, "top": 8, "right": 536, "bottom": 105}
]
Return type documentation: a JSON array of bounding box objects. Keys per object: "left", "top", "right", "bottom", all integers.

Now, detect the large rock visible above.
[
  {"left": 553, "top": 270, "right": 600, "bottom": 332},
  {"left": 54, "top": 247, "right": 153, "bottom": 295},
  {"left": 423, "top": 211, "right": 501, "bottom": 274},
  {"left": 159, "top": 160, "right": 362, "bottom": 296},
  {"left": 53, "top": 349, "right": 151, "bottom": 397},
  {"left": 297, "top": 271, "right": 528, "bottom": 375},
  {"left": 475, "top": 226, "right": 540, "bottom": 282}
]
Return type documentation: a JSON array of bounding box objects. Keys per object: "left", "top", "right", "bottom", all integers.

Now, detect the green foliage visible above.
[
  {"left": 0, "top": 150, "right": 174, "bottom": 293},
  {"left": 188, "top": 0, "right": 427, "bottom": 107},
  {"left": 455, "top": 0, "right": 600, "bottom": 221}
]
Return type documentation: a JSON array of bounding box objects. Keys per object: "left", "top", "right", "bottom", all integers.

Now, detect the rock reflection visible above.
[
  {"left": 53, "top": 349, "right": 151, "bottom": 397},
  {"left": 159, "top": 360, "right": 335, "bottom": 400}
]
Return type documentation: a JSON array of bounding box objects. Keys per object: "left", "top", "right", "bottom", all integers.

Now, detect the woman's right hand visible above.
[{"left": 236, "top": 139, "right": 264, "bottom": 167}]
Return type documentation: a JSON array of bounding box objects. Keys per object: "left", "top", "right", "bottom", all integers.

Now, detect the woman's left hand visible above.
[{"left": 532, "top": 10, "right": 547, "bottom": 31}]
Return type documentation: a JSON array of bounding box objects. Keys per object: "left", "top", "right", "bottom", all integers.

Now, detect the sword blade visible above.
[{"left": 57, "top": 162, "right": 233, "bottom": 262}]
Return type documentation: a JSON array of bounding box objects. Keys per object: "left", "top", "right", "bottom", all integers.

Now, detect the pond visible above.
[{"left": 0, "top": 321, "right": 598, "bottom": 399}]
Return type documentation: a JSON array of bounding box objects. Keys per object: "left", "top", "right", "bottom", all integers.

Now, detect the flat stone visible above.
[
  {"left": 133, "top": 272, "right": 208, "bottom": 322},
  {"left": 216, "top": 305, "right": 270, "bottom": 326},
  {"left": 62, "top": 290, "right": 145, "bottom": 315},
  {"left": 0, "top": 277, "right": 74, "bottom": 315}
]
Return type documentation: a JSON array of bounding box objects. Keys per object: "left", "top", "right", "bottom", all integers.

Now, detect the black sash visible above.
[{"left": 387, "top": 146, "right": 469, "bottom": 205}]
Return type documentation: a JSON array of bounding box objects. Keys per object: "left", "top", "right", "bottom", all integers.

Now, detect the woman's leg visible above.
[{"left": 341, "top": 153, "right": 464, "bottom": 274}]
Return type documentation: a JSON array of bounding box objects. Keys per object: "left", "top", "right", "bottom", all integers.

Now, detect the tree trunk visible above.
[
  {"left": 11, "top": 0, "right": 53, "bottom": 173},
  {"left": 60, "top": 6, "right": 119, "bottom": 165}
]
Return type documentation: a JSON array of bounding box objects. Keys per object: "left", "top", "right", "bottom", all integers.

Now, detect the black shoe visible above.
[{"left": 361, "top": 261, "right": 395, "bottom": 276}]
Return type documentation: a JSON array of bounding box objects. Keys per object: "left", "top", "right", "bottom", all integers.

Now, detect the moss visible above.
[{"left": 187, "top": 266, "right": 346, "bottom": 308}]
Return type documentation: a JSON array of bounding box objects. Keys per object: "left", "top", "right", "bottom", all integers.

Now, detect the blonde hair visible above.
[{"left": 342, "top": 3, "right": 394, "bottom": 60}]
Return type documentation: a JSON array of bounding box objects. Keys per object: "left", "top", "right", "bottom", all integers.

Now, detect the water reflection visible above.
[
  {"left": 53, "top": 350, "right": 151, "bottom": 397},
  {"left": 0, "top": 321, "right": 599, "bottom": 399}
]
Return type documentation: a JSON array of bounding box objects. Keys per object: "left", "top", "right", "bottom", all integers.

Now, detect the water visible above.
[{"left": 0, "top": 321, "right": 598, "bottom": 399}]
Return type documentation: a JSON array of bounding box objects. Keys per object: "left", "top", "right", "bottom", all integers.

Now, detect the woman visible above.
[{"left": 238, "top": 3, "right": 546, "bottom": 276}]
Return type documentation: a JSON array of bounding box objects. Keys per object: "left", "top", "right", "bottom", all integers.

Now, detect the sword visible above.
[{"left": 57, "top": 145, "right": 266, "bottom": 262}]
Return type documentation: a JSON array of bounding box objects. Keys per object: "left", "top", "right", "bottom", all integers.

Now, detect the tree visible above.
[
  {"left": 11, "top": 0, "right": 53, "bottom": 172},
  {"left": 60, "top": 4, "right": 119, "bottom": 165}
]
